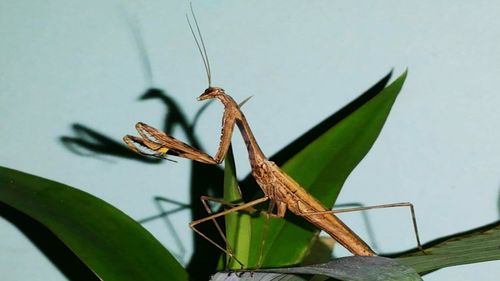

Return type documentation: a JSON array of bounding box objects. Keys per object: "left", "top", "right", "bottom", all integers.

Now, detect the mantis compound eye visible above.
[{"left": 198, "top": 87, "right": 220, "bottom": 100}]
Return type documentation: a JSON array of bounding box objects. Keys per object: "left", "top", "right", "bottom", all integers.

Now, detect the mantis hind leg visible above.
[{"left": 299, "top": 202, "right": 425, "bottom": 253}]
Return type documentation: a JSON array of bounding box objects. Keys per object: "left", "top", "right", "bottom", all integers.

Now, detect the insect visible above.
[{"left": 123, "top": 5, "right": 423, "bottom": 268}]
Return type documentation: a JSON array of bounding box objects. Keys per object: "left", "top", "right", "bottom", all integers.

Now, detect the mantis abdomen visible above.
[{"left": 257, "top": 161, "right": 375, "bottom": 256}]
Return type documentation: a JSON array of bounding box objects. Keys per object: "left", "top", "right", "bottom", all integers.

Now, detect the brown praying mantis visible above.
[{"left": 123, "top": 6, "right": 423, "bottom": 268}]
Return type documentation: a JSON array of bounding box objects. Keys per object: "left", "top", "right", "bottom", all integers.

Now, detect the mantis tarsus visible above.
[{"left": 123, "top": 6, "right": 423, "bottom": 268}]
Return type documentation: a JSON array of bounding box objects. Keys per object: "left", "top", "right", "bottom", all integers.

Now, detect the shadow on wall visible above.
[
  {"left": 498, "top": 186, "right": 500, "bottom": 219},
  {"left": 137, "top": 196, "right": 191, "bottom": 261},
  {"left": 60, "top": 123, "right": 161, "bottom": 163}
]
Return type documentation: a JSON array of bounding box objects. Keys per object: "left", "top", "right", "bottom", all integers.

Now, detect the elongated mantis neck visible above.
[{"left": 219, "top": 94, "right": 267, "bottom": 167}]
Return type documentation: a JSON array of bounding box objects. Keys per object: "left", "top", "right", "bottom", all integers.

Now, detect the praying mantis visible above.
[{"left": 123, "top": 6, "right": 423, "bottom": 268}]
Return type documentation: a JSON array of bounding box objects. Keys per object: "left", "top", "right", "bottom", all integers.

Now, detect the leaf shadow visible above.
[{"left": 333, "top": 202, "right": 380, "bottom": 252}]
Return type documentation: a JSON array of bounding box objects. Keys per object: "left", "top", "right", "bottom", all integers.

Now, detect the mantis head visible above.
[{"left": 198, "top": 87, "right": 225, "bottom": 101}]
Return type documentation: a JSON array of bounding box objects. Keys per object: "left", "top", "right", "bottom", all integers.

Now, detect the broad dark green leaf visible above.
[
  {"left": 225, "top": 71, "right": 407, "bottom": 269},
  {"left": 0, "top": 166, "right": 188, "bottom": 281},
  {"left": 212, "top": 257, "right": 421, "bottom": 281},
  {"left": 396, "top": 221, "right": 500, "bottom": 274}
]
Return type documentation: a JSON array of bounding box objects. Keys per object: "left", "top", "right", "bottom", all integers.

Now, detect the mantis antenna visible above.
[{"left": 186, "top": 3, "right": 212, "bottom": 87}]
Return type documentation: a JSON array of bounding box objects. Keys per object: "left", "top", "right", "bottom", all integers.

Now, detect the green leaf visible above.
[
  {"left": 265, "top": 256, "right": 421, "bottom": 281},
  {"left": 395, "top": 221, "right": 500, "bottom": 274},
  {"left": 282, "top": 71, "right": 407, "bottom": 203},
  {"left": 226, "top": 71, "right": 407, "bottom": 269},
  {"left": 211, "top": 272, "right": 307, "bottom": 281},
  {"left": 212, "top": 257, "right": 422, "bottom": 281},
  {"left": 224, "top": 145, "right": 256, "bottom": 269},
  {"left": 0, "top": 166, "right": 188, "bottom": 281}
]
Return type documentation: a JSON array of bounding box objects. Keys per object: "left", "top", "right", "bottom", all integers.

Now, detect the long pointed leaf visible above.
[
  {"left": 0, "top": 166, "right": 188, "bottom": 281},
  {"left": 395, "top": 221, "right": 500, "bottom": 274},
  {"left": 224, "top": 145, "right": 256, "bottom": 269},
  {"left": 226, "top": 71, "right": 408, "bottom": 268}
]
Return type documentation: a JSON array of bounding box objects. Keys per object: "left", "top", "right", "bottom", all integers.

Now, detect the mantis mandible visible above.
[{"left": 123, "top": 6, "right": 423, "bottom": 267}]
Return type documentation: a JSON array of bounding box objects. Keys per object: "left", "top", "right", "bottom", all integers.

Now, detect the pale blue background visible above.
[{"left": 1, "top": 1, "right": 499, "bottom": 280}]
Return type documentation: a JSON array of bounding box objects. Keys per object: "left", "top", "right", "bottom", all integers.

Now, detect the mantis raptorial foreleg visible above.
[
  {"left": 299, "top": 202, "right": 424, "bottom": 252},
  {"left": 124, "top": 113, "right": 236, "bottom": 164}
]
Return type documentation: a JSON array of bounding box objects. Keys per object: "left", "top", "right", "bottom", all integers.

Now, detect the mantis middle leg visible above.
[{"left": 189, "top": 196, "right": 270, "bottom": 268}]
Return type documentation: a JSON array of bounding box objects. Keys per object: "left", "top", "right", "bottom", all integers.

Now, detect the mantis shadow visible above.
[
  {"left": 60, "top": 124, "right": 161, "bottom": 163},
  {"left": 137, "top": 196, "right": 191, "bottom": 262}
]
